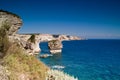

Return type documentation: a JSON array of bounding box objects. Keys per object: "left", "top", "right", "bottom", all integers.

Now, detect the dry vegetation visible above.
[
  {"left": 0, "top": 10, "right": 79, "bottom": 80},
  {"left": 0, "top": 22, "right": 11, "bottom": 58},
  {"left": 3, "top": 44, "right": 48, "bottom": 80},
  {"left": 0, "top": 22, "right": 48, "bottom": 80}
]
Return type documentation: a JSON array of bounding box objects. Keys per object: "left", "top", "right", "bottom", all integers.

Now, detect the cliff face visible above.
[
  {"left": 0, "top": 10, "right": 81, "bottom": 55},
  {"left": 0, "top": 10, "right": 22, "bottom": 35},
  {"left": 0, "top": 10, "right": 79, "bottom": 80}
]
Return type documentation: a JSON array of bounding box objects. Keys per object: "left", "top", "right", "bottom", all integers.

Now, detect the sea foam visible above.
[
  {"left": 46, "top": 69, "right": 78, "bottom": 80},
  {"left": 51, "top": 65, "right": 65, "bottom": 69}
]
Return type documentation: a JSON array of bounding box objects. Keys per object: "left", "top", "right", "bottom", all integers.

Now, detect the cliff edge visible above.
[
  {"left": 0, "top": 10, "right": 79, "bottom": 80},
  {"left": 0, "top": 10, "right": 81, "bottom": 55}
]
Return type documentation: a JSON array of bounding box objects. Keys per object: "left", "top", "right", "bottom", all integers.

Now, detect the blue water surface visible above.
[{"left": 39, "top": 40, "right": 120, "bottom": 80}]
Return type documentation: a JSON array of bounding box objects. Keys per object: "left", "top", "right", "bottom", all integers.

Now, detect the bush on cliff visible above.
[
  {"left": 28, "top": 34, "right": 36, "bottom": 43},
  {"left": 0, "top": 22, "right": 11, "bottom": 58},
  {"left": 0, "top": 22, "right": 48, "bottom": 80},
  {"left": 3, "top": 43, "right": 48, "bottom": 80}
]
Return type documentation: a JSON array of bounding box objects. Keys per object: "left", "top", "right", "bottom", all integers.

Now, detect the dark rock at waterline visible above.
[{"left": 40, "top": 54, "right": 53, "bottom": 58}]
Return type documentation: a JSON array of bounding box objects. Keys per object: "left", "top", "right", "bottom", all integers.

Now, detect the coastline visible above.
[
  {"left": 39, "top": 41, "right": 79, "bottom": 80},
  {"left": 46, "top": 69, "right": 78, "bottom": 80},
  {"left": 0, "top": 10, "right": 79, "bottom": 80}
]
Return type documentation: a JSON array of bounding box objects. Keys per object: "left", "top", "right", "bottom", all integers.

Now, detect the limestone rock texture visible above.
[
  {"left": 48, "top": 40, "right": 63, "bottom": 54},
  {"left": 0, "top": 10, "right": 22, "bottom": 35},
  {"left": 0, "top": 10, "right": 81, "bottom": 55},
  {"left": 0, "top": 10, "right": 80, "bottom": 80}
]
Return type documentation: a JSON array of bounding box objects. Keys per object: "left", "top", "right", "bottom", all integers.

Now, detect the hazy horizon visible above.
[{"left": 0, "top": 0, "right": 120, "bottom": 39}]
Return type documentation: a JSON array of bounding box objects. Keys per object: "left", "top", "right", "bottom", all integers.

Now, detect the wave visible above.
[
  {"left": 46, "top": 69, "right": 78, "bottom": 80},
  {"left": 51, "top": 65, "right": 65, "bottom": 69}
]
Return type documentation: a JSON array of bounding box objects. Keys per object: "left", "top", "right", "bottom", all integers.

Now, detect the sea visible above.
[{"left": 39, "top": 39, "right": 120, "bottom": 80}]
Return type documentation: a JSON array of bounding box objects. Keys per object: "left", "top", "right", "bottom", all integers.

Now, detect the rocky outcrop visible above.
[
  {"left": 13, "top": 34, "right": 80, "bottom": 55},
  {"left": 0, "top": 10, "right": 81, "bottom": 55},
  {"left": 40, "top": 54, "right": 53, "bottom": 58},
  {"left": 0, "top": 10, "right": 40, "bottom": 55},
  {"left": 0, "top": 10, "right": 80, "bottom": 80},
  {"left": 9, "top": 34, "right": 41, "bottom": 55},
  {"left": 52, "top": 34, "right": 80, "bottom": 41},
  {"left": 48, "top": 40, "right": 63, "bottom": 54},
  {"left": 0, "top": 10, "right": 22, "bottom": 35}
]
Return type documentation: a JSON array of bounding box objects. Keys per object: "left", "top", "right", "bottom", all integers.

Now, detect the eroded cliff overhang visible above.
[{"left": 0, "top": 10, "right": 22, "bottom": 35}]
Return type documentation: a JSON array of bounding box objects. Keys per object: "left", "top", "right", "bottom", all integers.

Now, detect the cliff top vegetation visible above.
[{"left": 0, "top": 17, "right": 48, "bottom": 80}]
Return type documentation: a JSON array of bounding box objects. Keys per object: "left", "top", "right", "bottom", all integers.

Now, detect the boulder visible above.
[{"left": 48, "top": 40, "right": 63, "bottom": 54}]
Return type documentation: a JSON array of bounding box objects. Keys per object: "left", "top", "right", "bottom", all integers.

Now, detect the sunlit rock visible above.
[{"left": 48, "top": 40, "right": 63, "bottom": 54}]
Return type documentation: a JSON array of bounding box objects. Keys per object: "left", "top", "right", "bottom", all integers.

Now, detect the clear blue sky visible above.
[{"left": 0, "top": 0, "right": 120, "bottom": 39}]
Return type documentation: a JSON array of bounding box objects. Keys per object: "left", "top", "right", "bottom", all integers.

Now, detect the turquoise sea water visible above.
[{"left": 39, "top": 40, "right": 120, "bottom": 80}]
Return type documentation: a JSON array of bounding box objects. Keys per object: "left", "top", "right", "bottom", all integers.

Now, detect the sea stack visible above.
[
  {"left": 48, "top": 40, "right": 63, "bottom": 54},
  {"left": 0, "top": 10, "right": 80, "bottom": 55}
]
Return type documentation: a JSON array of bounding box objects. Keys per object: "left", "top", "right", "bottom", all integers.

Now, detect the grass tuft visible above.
[
  {"left": 3, "top": 43, "right": 48, "bottom": 80},
  {"left": 0, "top": 20, "right": 48, "bottom": 80}
]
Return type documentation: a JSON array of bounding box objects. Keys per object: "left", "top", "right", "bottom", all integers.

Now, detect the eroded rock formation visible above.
[
  {"left": 48, "top": 40, "right": 63, "bottom": 54},
  {"left": 0, "top": 10, "right": 22, "bottom": 35},
  {"left": 0, "top": 10, "right": 81, "bottom": 55}
]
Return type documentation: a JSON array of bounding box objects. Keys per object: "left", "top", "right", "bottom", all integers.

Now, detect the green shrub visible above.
[{"left": 28, "top": 34, "right": 35, "bottom": 43}]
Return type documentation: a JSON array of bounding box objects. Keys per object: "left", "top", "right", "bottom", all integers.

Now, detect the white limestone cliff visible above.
[
  {"left": 0, "top": 10, "right": 22, "bottom": 35},
  {"left": 0, "top": 10, "right": 81, "bottom": 55}
]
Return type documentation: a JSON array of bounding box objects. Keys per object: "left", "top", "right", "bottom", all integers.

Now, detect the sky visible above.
[{"left": 0, "top": 0, "right": 120, "bottom": 39}]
